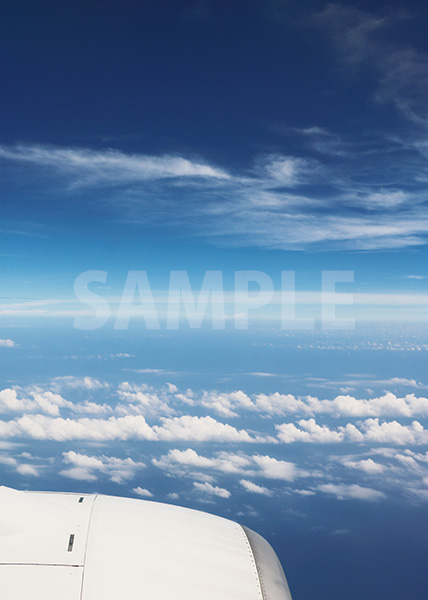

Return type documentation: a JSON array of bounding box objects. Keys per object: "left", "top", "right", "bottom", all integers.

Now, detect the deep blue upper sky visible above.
[
  {"left": 2, "top": 0, "right": 428, "bottom": 160},
  {"left": 1, "top": 1, "right": 428, "bottom": 305}
]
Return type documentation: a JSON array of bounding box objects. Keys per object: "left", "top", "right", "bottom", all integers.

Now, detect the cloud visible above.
[
  {"left": 240, "top": 479, "right": 273, "bottom": 496},
  {"left": 153, "top": 448, "right": 304, "bottom": 484},
  {"left": 252, "top": 455, "right": 300, "bottom": 481},
  {"left": 277, "top": 418, "right": 344, "bottom": 443},
  {"left": 357, "top": 418, "right": 428, "bottom": 445},
  {"left": 342, "top": 458, "right": 385, "bottom": 474},
  {"left": 132, "top": 487, "right": 154, "bottom": 498},
  {"left": 240, "top": 391, "right": 428, "bottom": 419},
  {"left": 153, "top": 415, "right": 257, "bottom": 443},
  {"left": 0, "top": 414, "right": 157, "bottom": 442},
  {"left": 51, "top": 376, "right": 110, "bottom": 391},
  {"left": 193, "top": 481, "right": 231, "bottom": 499},
  {"left": 0, "top": 388, "right": 72, "bottom": 416},
  {"left": 60, "top": 451, "right": 145, "bottom": 483},
  {"left": 0, "top": 145, "right": 230, "bottom": 184},
  {"left": 318, "top": 483, "right": 385, "bottom": 501},
  {"left": 276, "top": 417, "right": 428, "bottom": 445},
  {"left": 0, "top": 339, "right": 16, "bottom": 347},
  {"left": 200, "top": 390, "right": 254, "bottom": 418},
  {"left": 116, "top": 382, "right": 176, "bottom": 418},
  {"left": 0, "top": 454, "right": 40, "bottom": 477},
  {"left": 2, "top": 143, "right": 428, "bottom": 251},
  {"left": 16, "top": 463, "right": 40, "bottom": 477},
  {"left": 312, "top": 4, "right": 428, "bottom": 125}
]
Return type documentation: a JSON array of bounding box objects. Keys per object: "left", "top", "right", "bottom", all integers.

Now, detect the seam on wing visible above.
[
  {"left": 79, "top": 494, "right": 98, "bottom": 600},
  {"left": 238, "top": 524, "right": 265, "bottom": 600}
]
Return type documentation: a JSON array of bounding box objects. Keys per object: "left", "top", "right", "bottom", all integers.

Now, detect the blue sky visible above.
[{"left": 1, "top": 1, "right": 428, "bottom": 599}]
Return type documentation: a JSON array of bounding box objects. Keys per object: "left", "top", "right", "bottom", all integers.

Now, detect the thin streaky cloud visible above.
[{"left": 2, "top": 143, "right": 428, "bottom": 251}]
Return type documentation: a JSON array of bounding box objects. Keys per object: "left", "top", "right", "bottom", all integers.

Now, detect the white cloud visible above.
[
  {"left": 358, "top": 418, "right": 428, "bottom": 445},
  {"left": 0, "top": 414, "right": 157, "bottom": 442},
  {"left": 342, "top": 458, "right": 385, "bottom": 474},
  {"left": 276, "top": 417, "right": 428, "bottom": 446},
  {"left": 196, "top": 389, "right": 428, "bottom": 420},
  {"left": 0, "top": 388, "right": 72, "bottom": 416},
  {"left": 2, "top": 143, "right": 428, "bottom": 252},
  {"left": 132, "top": 487, "right": 154, "bottom": 498},
  {"left": 60, "top": 451, "right": 145, "bottom": 483},
  {"left": 277, "top": 418, "right": 344, "bottom": 443},
  {"left": 200, "top": 390, "right": 254, "bottom": 418},
  {"left": 0, "top": 339, "right": 16, "bottom": 347},
  {"left": 293, "top": 489, "right": 316, "bottom": 496},
  {"left": 240, "top": 479, "right": 273, "bottom": 496},
  {"left": 0, "top": 145, "right": 230, "bottom": 183},
  {"left": 51, "top": 376, "right": 109, "bottom": 391},
  {"left": 16, "top": 464, "right": 40, "bottom": 477},
  {"left": 318, "top": 483, "right": 385, "bottom": 501},
  {"left": 116, "top": 382, "right": 175, "bottom": 417},
  {"left": 153, "top": 448, "right": 304, "bottom": 485},
  {"left": 193, "top": 481, "right": 231, "bottom": 499},
  {"left": 312, "top": 4, "right": 428, "bottom": 125},
  {"left": 153, "top": 415, "right": 256, "bottom": 443},
  {"left": 252, "top": 455, "right": 300, "bottom": 481}
]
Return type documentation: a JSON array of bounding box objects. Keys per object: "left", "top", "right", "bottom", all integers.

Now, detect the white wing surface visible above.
[{"left": 0, "top": 486, "right": 292, "bottom": 599}]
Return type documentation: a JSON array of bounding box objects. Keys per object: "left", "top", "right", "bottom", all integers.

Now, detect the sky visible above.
[{"left": 1, "top": 1, "right": 428, "bottom": 599}]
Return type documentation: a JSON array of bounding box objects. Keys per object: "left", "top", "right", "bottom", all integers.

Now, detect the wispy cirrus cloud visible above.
[
  {"left": 2, "top": 143, "right": 428, "bottom": 251},
  {"left": 311, "top": 4, "right": 428, "bottom": 126},
  {"left": 0, "top": 145, "right": 230, "bottom": 185}
]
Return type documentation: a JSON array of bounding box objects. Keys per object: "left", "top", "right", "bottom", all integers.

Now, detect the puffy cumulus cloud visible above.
[
  {"left": 252, "top": 393, "right": 308, "bottom": 416},
  {"left": 153, "top": 448, "right": 253, "bottom": 475},
  {"left": 342, "top": 458, "right": 385, "bottom": 474},
  {"left": 318, "top": 393, "right": 428, "bottom": 418},
  {"left": 153, "top": 448, "right": 303, "bottom": 483},
  {"left": 132, "top": 487, "right": 153, "bottom": 498},
  {"left": 60, "top": 451, "right": 145, "bottom": 484},
  {"left": 0, "top": 413, "right": 257, "bottom": 443},
  {"left": 276, "top": 417, "right": 428, "bottom": 445},
  {"left": 116, "top": 382, "right": 175, "bottom": 417},
  {"left": 250, "top": 392, "right": 428, "bottom": 419},
  {"left": 0, "top": 414, "right": 157, "bottom": 442},
  {"left": 240, "top": 479, "right": 273, "bottom": 496},
  {"left": 0, "top": 388, "right": 72, "bottom": 416},
  {"left": 0, "top": 339, "right": 16, "bottom": 347},
  {"left": 196, "top": 389, "right": 428, "bottom": 420},
  {"left": 70, "top": 400, "right": 112, "bottom": 416},
  {"left": 358, "top": 418, "right": 428, "bottom": 445},
  {"left": 51, "top": 376, "right": 110, "bottom": 391},
  {"left": 193, "top": 481, "right": 231, "bottom": 499},
  {"left": 0, "top": 454, "right": 41, "bottom": 477},
  {"left": 200, "top": 390, "right": 254, "bottom": 418},
  {"left": 318, "top": 483, "right": 386, "bottom": 502},
  {"left": 0, "top": 386, "right": 112, "bottom": 418},
  {"left": 16, "top": 463, "right": 40, "bottom": 477},
  {"left": 252, "top": 455, "right": 301, "bottom": 481},
  {"left": 153, "top": 415, "right": 256, "bottom": 443},
  {"left": 277, "top": 418, "right": 344, "bottom": 443}
]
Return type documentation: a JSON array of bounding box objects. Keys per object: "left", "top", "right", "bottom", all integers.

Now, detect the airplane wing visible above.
[{"left": 0, "top": 486, "right": 292, "bottom": 599}]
